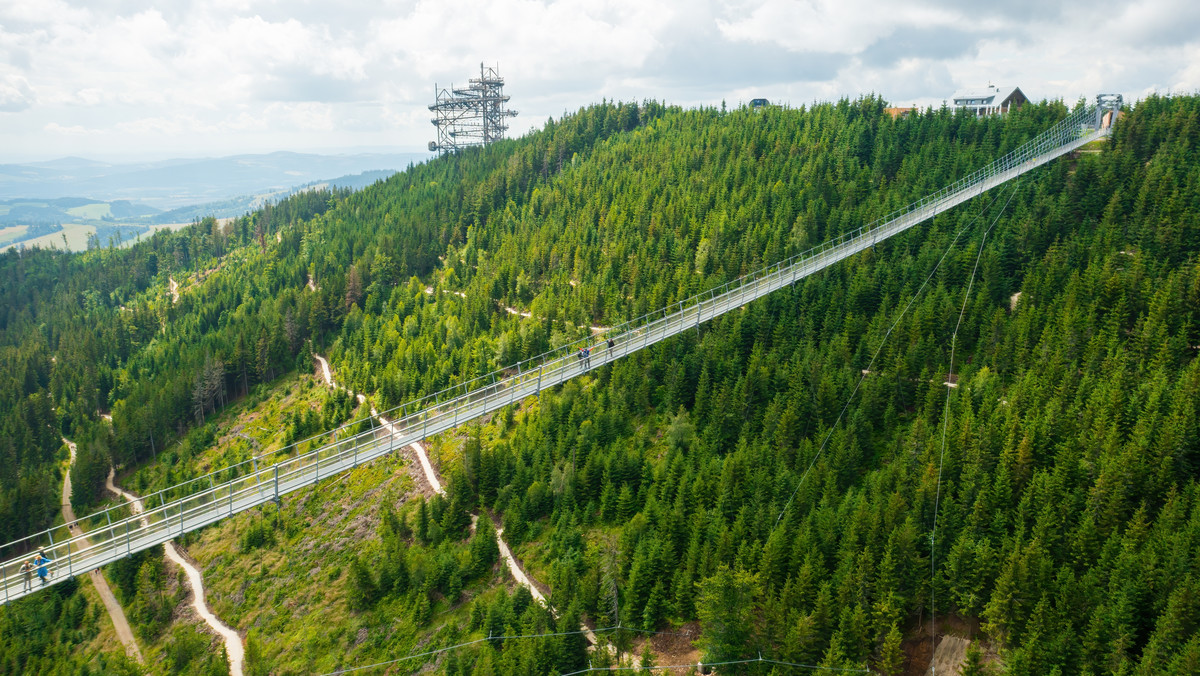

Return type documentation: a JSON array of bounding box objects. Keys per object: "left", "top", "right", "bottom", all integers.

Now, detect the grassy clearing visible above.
[
  {"left": 14, "top": 223, "right": 95, "bottom": 251},
  {"left": 146, "top": 365, "right": 551, "bottom": 673},
  {"left": 186, "top": 434, "right": 430, "bottom": 673},
  {"left": 122, "top": 372, "right": 334, "bottom": 496},
  {"left": 66, "top": 203, "right": 112, "bottom": 219},
  {"left": 0, "top": 225, "right": 28, "bottom": 246},
  {"left": 101, "top": 347, "right": 576, "bottom": 673}
]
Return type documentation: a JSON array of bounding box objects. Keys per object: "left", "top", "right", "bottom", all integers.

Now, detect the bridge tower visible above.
[
  {"left": 429, "top": 63, "right": 518, "bottom": 154},
  {"left": 1096, "top": 94, "right": 1123, "bottom": 130}
]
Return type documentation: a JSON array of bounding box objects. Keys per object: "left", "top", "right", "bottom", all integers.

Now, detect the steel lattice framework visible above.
[
  {"left": 1, "top": 97, "right": 1123, "bottom": 603},
  {"left": 429, "top": 63, "right": 518, "bottom": 154}
]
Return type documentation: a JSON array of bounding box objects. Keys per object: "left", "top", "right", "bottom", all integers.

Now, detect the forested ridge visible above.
[{"left": 1, "top": 94, "right": 1199, "bottom": 674}]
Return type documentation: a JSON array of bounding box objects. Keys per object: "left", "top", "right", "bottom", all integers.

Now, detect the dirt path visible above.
[
  {"left": 422, "top": 286, "right": 607, "bottom": 334},
  {"left": 495, "top": 528, "right": 548, "bottom": 608},
  {"left": 314, "top": 355, "right": 445, "bottom": 496},
  {"left": 373, "top": 407, "right": 444, "bottom": 497},
  {"left": 492, "top": 523, "right": 600, "bottom": 643},
  {"left": 314, "top": 354, "right": 334, "bottom": 388},
  {"left": 492, "top": 528, "right": 600, "bottom": 643},
  {"left": 313, "top": 356, "right": 597, "bottom": 643},
  {"left": 106, "top": 473, "right": 244, "bottom": 676},
  {"left": 502, "top": 305, "right": 609, "bottom": 334},
  {"left": 169, "top": 277, "right": 180, "bottom": 304},
  {"left": 60, "top": 439, "right": 143, "bottom": 663},
  {"left": 494, "top": 527, "right": 599, "bottom": 644}
]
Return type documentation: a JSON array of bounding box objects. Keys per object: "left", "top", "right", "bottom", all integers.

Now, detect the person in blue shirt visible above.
[{"left": 34, "top": 550, "right": 52, "bottom": 585}]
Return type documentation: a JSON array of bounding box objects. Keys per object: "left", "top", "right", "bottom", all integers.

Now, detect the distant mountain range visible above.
[
  {"left": 0, "top": 151, "right": 428, "bottom": 209},
  {"left": 0, "top": 152, "right": 426, "bottom": 252}
]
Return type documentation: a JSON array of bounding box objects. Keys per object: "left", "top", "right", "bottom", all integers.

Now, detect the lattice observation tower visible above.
[{"left": 429, "top": 63, "right": 518, "bottom": 154}]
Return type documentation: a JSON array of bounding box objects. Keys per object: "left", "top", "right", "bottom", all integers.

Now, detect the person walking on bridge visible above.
[
  {"left": 20, "top": 559, "right": 34, "bottom": 591},
  {"left": 34, "top": 550, "right": 52, "bottom": 586}
]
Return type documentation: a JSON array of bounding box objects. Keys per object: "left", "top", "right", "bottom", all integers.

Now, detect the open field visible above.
[
  {"left": 66, "top": 203, "right": 113, "bottom": 219},
  {"left": 2, "top": 220, "right": 200, "bottom": 252},
  {"left": 9, "top": 223, "right": 94, "bottom": 251},
  {"left": 0, "top": 224, "right": 29, "bottom": 247}
]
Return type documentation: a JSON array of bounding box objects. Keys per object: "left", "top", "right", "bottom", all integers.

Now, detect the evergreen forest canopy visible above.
[{"left": 1, "top": 94, "right": 1199, "bottom": 675}]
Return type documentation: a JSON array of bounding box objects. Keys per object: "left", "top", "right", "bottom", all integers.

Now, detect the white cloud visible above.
[
  {"left": 0, "top": 0, "right": 91, "bottom": 25},
  {"left": 267, "top": 101, "right": 336, "bottom": 131},
  {"left": 0, "top": 73, "right": 34, "bottom": 111},
  {"left": 716, "top": 0, "right": 959, "bottom": 54},
  {"left": 0, "top": 0, "right": 1196, "bottom": 160},
  {"left": 44, "top": 122, "right": 96, "bottom": 135}
]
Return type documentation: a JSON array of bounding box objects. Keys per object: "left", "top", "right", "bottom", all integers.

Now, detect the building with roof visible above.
[
  {"left": 951, "top": 85, "right": 1027, "bottom": 117},
  {"left": 884, "top": 107, "right": 916, "bottom": 120}
]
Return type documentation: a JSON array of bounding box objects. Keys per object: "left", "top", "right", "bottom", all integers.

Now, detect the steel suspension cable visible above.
[
  {"left": 929, "top": 178, "right": 1019, "bottom": 671},
  {"left": 775, "top": 183, "right": 1016, "bottom": 526},
  {"left": 320, "top": 622, "right": 874, "bottom": 675}
]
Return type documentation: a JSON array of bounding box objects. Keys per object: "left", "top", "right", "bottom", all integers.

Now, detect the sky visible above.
[{"left": 1, "top": 0, "right": 1197, "bottom": 163}]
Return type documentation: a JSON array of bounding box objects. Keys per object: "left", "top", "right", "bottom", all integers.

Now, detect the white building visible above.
[{"left": 951, "top": 85, "right": 1028, "bottom": 117}]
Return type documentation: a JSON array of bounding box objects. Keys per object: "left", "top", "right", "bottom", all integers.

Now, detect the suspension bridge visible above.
[{"left": 0, "top": 97, "right": 1122, "bottom": 603}]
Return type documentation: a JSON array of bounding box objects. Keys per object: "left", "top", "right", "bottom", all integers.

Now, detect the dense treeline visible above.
[
  {"left": 257, "top": 96, "right": 1200, "bottom": 672},
  {"left": 329, "top": 95, "right": 1199, "bottom": 673},
  {"left": 0, "top": 576, "right": 141, "bottom": 675},
  {"left": 430, "top": 95, "right": 1200, "bottom": 673},
  {"left": 2, "top": 94, "right": 1199, "bottom": 673}
]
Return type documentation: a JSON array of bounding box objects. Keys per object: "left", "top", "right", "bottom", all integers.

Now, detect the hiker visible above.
[
  {"left": 577, "top": 348, "right": 586, "bottom": 363},
  {"left": 607, "top": 337, "right": 615, "bottom": 350},
  {"left": 34, "top": 550, "right": 52, "bottom": 585},
  {"left": 20, "top": 559, "right": 34, "bottom": 592},
  {"left": 583, "top": 347, "right": 591, "bottom": 367}
]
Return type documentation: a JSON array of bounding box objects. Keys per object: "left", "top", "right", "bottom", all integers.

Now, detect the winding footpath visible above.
[
  {"left": 422, "top": 285, "right": 608, "bottom": 334},
  {"left": 313, "top": 356, "right": 443, "bottom": 495},
  {"left": 60, "top": 439, "right": 143, "bottom": 663},
  {"left": 107, "top": 473, "right": 244, "bottom": 676},
  {"left": 501, "top": 305, "right": 609, "bottom": 335},
  {"left": 313, "top": 355, "right": 599, "bottom": 645}
]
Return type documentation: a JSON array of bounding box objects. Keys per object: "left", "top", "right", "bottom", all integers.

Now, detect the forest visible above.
[{"left": 0, "top": 94, "right": 1198, "bottom": 674}]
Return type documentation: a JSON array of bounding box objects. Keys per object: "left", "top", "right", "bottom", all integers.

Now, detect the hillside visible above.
[{"left": 1, "top": 95, "right": 1199, "bottom": 675}]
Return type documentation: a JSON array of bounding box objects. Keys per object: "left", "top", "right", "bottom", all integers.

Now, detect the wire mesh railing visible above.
[{"left": 0, "top": 102, "right": 1113, "bottom": 603}]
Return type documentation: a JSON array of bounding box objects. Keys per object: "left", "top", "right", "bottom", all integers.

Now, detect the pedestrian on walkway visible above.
[
  {"left": 583, "top": 347, "right": 591, "bottom": 367},
  {"left": 34, "top": 550, "right": 52, "bottom": 585},
  {"left": 20, "top": 559, "right": 34, "bottom": 591}
]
